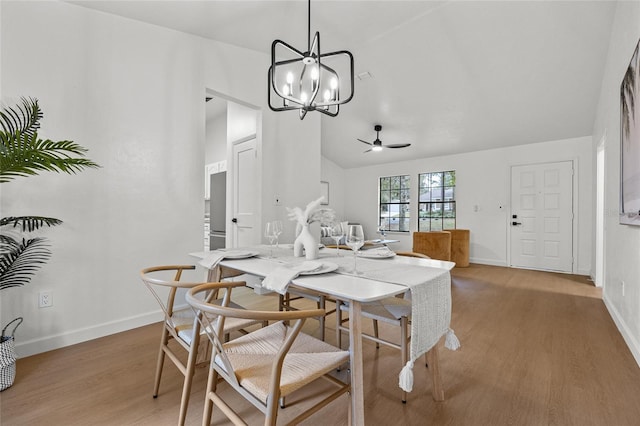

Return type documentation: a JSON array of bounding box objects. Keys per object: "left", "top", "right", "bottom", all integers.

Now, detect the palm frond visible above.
[
  {"left": 0, "top": 216, "right": 63, "bottom": 232},
  {"left": 0, "top": 235, "right": 51, "bottom": 290},
  {"left": 0, "top": 97, "right": 42, "bottom": 138},
  {"left": 621, "top": 62, "right": 636, "bottom": 142},
  {"left": 0, "top": 132, "right": 100, "bottom": 183}
]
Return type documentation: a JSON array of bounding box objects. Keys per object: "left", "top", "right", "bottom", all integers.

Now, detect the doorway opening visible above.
[{"left": 204, "top": 90, "right": 261, "bottom": 250}]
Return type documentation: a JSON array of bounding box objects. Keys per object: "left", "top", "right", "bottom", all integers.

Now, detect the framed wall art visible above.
[
  {"left": 620, "top": 37, "right": 640, "bottom": 225},
  {"left": 320, "top": 181, "right": 329, "bottom": 205}
]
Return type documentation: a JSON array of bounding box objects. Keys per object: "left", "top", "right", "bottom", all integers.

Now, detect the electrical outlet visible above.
[{"left": 39, "top": 290, "right": 53, "bottom": 308}]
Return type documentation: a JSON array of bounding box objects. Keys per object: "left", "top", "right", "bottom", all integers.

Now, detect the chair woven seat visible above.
[
  {"left": 171, "top": 304, "right": 258, "bottom": 346},
  {"left": 217, "top": 321, "right": 349, "bottom": 403}
]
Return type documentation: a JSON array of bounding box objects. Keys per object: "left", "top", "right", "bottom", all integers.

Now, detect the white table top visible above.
[{"left": 190, "top": 246, "right": 454, "bottom": 303}]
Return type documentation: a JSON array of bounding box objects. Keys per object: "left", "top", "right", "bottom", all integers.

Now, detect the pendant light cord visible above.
[{"left": 307, "top": 0, "right": 311, "bottom": 51}]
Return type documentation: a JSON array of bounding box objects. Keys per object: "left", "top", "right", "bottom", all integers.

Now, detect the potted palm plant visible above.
[{"left": 0, "top": 97, "right": 99, "bottom": 390}]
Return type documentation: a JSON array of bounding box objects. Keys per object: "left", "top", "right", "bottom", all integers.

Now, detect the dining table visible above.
[{"left": 190, "top": 244, "right": 456, "bottom": 426}]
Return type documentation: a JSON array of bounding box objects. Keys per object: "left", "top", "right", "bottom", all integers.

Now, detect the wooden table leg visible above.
[
  {"left": 426, "top": 346, "right": 445, "bottom": 401},
  {"left": 349, "top": 301, "right": 365, "bottom": 426}
]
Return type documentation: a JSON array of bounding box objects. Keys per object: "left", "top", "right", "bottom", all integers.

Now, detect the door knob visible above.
[
  {"left": 231, "top": 218, "right": 238, "bottom": 223},
  {"left": 512, "top": 221, "right": 522, "bottom": 226}
]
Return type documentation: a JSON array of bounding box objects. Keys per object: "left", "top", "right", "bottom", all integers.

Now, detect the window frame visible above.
[
  {"left": 378, "top": 174, "right": 411, "bottom": 233},
  {"left": 418, "top": 170, "right": 456, "bottom": 231}
]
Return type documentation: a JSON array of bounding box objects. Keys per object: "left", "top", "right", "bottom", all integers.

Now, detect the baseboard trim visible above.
[
  {"left": 15, "top": 309, "right": 163, "bottom": 358},
  {"left": 468, "top": 257, "right": 507, "bottom": 267},
  {"left": 603, "top": 293, "right": 640, "bottom": 368}
]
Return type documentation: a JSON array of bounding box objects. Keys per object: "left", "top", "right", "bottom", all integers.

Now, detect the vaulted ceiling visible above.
[{"left": 70, "top": 1, "right": 617, "bottom": 168}]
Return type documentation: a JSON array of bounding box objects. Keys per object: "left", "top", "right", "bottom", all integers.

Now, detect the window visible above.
[
  {"left": 379, "top": 175, "right": 410, "bottom": 232},
  {"left": 418, "top": 171, "right": 456, "bottom": 231}
]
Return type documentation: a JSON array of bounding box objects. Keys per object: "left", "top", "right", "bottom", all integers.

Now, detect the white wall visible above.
[
  {"left": 0, "top": 1, "right": 321, "bottom": 357},
  {"left": 205, "top": 105, "right": 227, "bottom": 165},
  {"left": 341, "top": 136, "right": 593, "bottom": 274},
  {"left": 321, "top": 156, "right": 347, "bottom": 220},
  {"left": 592, "top": 1, "right": 640, "bottom": 366}
]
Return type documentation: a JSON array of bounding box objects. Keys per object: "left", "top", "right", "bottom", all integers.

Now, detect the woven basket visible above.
[{"left": 1, "top": 317, "right": 23, "bottom": 391}]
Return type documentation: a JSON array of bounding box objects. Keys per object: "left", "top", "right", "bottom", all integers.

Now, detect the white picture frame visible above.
[{"left": 320, "top": 181, "right": 329, "bottom": 205}]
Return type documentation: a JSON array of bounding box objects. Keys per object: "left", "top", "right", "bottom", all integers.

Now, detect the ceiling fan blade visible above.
[
  {"left": 386, "top": 143, "right": 412, "bottom": 149},
  {"left": 363, "top": 148, "right": 372, "bottom": 153},
  {"left": 357, "top": 138, "right": 373, "bottom": 146}
]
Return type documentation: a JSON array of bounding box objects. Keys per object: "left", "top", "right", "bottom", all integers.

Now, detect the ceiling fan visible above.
[{"left": 357, "top": 125, "right": 411, "bottom": 153}]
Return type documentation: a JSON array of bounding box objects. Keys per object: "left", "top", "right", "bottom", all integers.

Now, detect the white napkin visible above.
[
  {"left": 198, "top": 250, "right": 251, "bottom": 270},
  {"left": 262, "top": 261, "right": 323, "bottom": 294},
  {"left": 359, "top": 247, "right": 395, "bottom": 257}
]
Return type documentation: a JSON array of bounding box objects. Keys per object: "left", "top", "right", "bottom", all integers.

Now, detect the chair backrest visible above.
[
  {"left": 186, "top": 282, "right": 325, "bottom": 389},
  {"left": 412, "top": 231, "right": 452, "bottom": 261},
  {"left": 140, "top": 265, "right": 200, "bottom": 320},
  {"left": 396, "top": 251, "right": 431, "bottom": 259},
  {"left": 448, "top": 228, "right": 470, "bottom": 267}
]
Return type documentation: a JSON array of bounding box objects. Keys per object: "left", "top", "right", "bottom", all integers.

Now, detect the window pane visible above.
[
  {"left": 419, "top": 188, "right": 430, "bottom": 202},
  {"left": 445, "top": 187, "right": 455, "bottom": 201},
  {"left": 401, "top": 175, "right": 410, "bottom": 188},
  {"left": 430, "top": 173, "right": 442, "bottom": 187},
  {"left": 432, "top": 203, "right": 443, "bottom": 217},
  {"left": 444, "top": 171, "right": 456, "bottom": 186},
  {"left": 431, "top": 219, "right": 443, "bottom": 231},
  {"left": 399, "top": 218, "right": 410, "bottom": 232},
  {"left": 401, "top": 189, "right": 411, "bottom": 202},
  {"left": 443, "top": 218, "right": 456, "bottom": 229},
  {"left": 380, "top": 191, "right": 390, "bottom": 203},
  {"left": 390, "top": 176, "right": 400, "bottom": 189},
  {"left": 380, "top": 177, "right": 390, "bottom": 190},
  {"left": 443, "top": 202, "right": 456, "bottom": 217},
  {"left": 432, "top": 186, "right": 444, "bottom": 200}
]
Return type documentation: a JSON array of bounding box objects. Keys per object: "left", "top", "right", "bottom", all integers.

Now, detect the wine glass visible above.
[
  {"left": 346, "top": 224, "right": 365, "bottom": 274},
  {"left": 330, "top": 222, "right": 345, "bottom": 256},
  {"left": 272, "top": 220, "right": 283, "bottom": 248},
  {"left": 264, "top": 221, "right": 277, "bottom": 257}
]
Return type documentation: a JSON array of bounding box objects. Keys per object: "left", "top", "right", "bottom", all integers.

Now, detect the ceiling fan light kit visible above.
[
  {"left": 268, "top": 0, "right": 354, "bottom": 120},
  {"left": 358, "top": 124, "right": 411, "bottom": 153}
]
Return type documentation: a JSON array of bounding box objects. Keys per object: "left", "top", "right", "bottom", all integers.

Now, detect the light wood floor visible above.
[{"left": 2, "top": 264, "right": 640, "bottom": 425}]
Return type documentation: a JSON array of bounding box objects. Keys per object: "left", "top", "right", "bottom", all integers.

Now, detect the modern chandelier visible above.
[{"left": 268, "top": 0, "right": 355, "bottom": 120}]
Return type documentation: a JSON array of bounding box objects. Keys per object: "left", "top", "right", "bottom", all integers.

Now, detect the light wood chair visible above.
[
  {"left": 140, "top": 265, "right": 263, "bottom": 426},
  {"left": 335, "top": 251, "right": 443, "bottom": 404},
  {"left": 187, "top": 281, "right": 351, "bottom": 426}
]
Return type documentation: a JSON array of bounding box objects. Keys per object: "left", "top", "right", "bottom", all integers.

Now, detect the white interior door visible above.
[
  {"left": 231, "top": 136, "right": 258, "bottom": 247},
  {"left": 510, "top": 161, "right": 573, "bottom": 272}
]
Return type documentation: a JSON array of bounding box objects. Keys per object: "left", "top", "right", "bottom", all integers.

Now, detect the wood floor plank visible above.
[{"left": 2, "top": 264, "right": 640, "bottom": 425}]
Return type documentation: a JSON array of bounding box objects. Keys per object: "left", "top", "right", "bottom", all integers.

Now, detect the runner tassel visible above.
[
  {"left": 398, "top": 360, "right": 414, "bottom": 392},
  {"left": 445, "top": 328, "right": 461, "bottom": 351}
]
